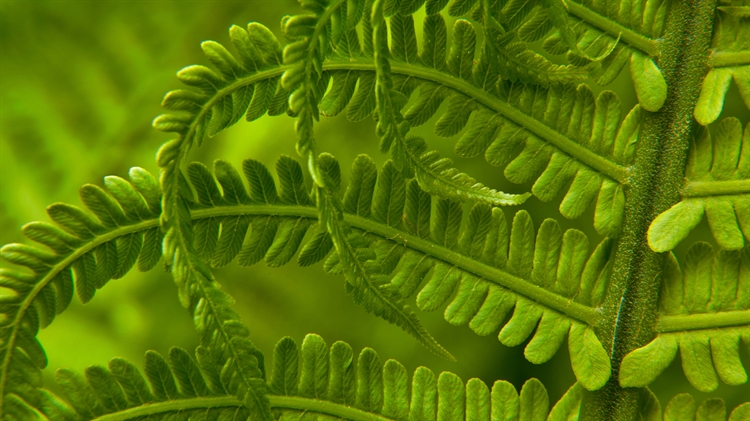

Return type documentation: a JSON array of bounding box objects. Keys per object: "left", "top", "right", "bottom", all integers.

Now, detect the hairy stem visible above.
[{"left": 579, "top": 0, "right": 718, "bottom": 420}]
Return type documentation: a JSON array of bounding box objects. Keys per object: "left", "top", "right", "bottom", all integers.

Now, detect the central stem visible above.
[{"left": 580, "top": 0, "right": 717, "bottom": 420}]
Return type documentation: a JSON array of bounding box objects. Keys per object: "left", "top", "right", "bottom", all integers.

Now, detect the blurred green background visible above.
[{"left": 0, "top": 0, "right": 748, "bottom": 412}]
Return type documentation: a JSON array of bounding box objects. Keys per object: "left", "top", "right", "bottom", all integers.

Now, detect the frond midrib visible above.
[
  {"left": 566, "top": 0, "right": 660, "bottom": 57},
  {"left": 179, "top": 59, "right": 631, "bottom": 184},
  {"left": 682, "top": 178, "right": 750, "bottom": 197},
  {"left": 329, "top": 60, "right": 631, "bottom": 183},
  {"left": 657, "top": 309, "right": 750, "bottom": 332},
  {"left": 2, "top": 202, "right": 597, "bottom": 360},
  {"left": 88, "top": 394, "right": 397, "bottom": 421},
  {"left": 91, "top": 396, "right": 241, "bottom": 421},
  {"left": 709, "top": 50, "right": 750, "bottom": 67}
]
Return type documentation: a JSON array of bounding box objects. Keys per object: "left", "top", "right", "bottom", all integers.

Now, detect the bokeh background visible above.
[{"left": 1, "top": 0, "right": 748, "bottom": 412}]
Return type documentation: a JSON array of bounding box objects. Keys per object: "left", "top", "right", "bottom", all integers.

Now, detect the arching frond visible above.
[
  {"left": 27, "top": 346, "right": 249, "bottom": 421},
  {"left": 696, "top": 6, "right": 750, "bottom": 125},
  {"left": 153, "top": 10, "right": 644, "bottom": 238},
  {"left": 147, "top": 156, "right": 612, "bottom": 389},
  {"left": 620, "top": 243, "right": 750, "bottom": 392},
  {"left": 371, "top": 2, "right": 530, "bottom": 207},
  {"left": 266, "top": 334, "right": 588, "bottom": 421},
  {"left": 0, "top": 168, "right": 165, "bottom": 417},
  {"left": 30, "top": 334, "right": 590, "bottom": 421},
  {"left": 648, "top": 118, "right": 750, "bottom": 252},
  {"left": 0, "top": 167, "right": 271, "bottom": 419}
]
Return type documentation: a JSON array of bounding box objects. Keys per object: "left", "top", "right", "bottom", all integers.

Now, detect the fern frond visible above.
[
  {"left": 663, "top": 393, "right": 750, "bottom": 421},
  {"left": 0, "top": 168, "right": 164, "bottom": 416},
  {"left": 648, "top": 118, "right": 750, "bottom": 252},
  {"left": 30, "top": 346, "right": 248, "bottom": 420},
  {"left": 33, "top": 334, "right": 594, "bottom": 421},
  {"left": 619, "top": 243, "right": 750, "bottom": 392},
  {"left": 696, "top": 6, "right": 750, "bottom": 125},
  {"left": 430, "top": 0, "right": 668, "bottom": 110},
  {"left": 160, "top": 156, "right": 611, "bottom": 389},
  {"left": 379, "top": 10, "right": 644, "bottom": 235},
  {"left": 281, "top": 0, "right": 361, "bottom": 167},
  {"left": 265, "top": 334, "right": 587, "bottom": 421},
  {"left": 154, "top": 18, "right": 287, "bottom": 421},
  {"left": 153, "top": 13, "right": 644, "bottom": 237}
]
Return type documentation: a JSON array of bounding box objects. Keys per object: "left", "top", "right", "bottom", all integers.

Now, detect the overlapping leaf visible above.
[
  {"left": 371, "top": 2, "right": 531, "bottom": 207},
  {"left": 1, "top": 153, "right": 613, "bottom": 391},
  {"left": 695, "top": 6, "right": 750, "bottom": 125},
  {"left": 430, "top": 0, "right": 668, "bottom": 111},
  {"left": 620, "top": 243, "right": 750, "bottom": 392},
  {"left": 649, "top": 118, "right": 750, "bottom": 252},
  {"left": 153, "top": 9, "right": 644, "bottom": 238}
]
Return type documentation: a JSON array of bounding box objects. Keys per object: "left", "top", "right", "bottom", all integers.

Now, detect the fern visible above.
[
  {"left": 152, "top": 9, "right": 644, "bottom": 237},
  {"left": 183, "top": 155, "right": 613, "bottom": 389},
  {"left": 2, "top": 0, "right": 750, "bottom": 419},
  {"left": 24, "top": 334, "right": 750, "bottom": 421},
  {"left": 648, "top": 118, "right": 749, "bottom": 252},
  {"left": 695, "top": 5, "right": 750, "bottom": 125},
  {"left": 620, "top": 243, "right": 749, "bottom": 392}
]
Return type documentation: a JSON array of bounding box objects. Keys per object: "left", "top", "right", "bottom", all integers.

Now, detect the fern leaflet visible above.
[
  {"left": 620, "top": 243, "right": 750, "bottom": 392},
  {"left": 648, "top": 118, "right": 750, "bottom": 252}
]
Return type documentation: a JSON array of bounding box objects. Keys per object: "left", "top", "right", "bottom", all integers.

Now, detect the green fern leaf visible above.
[
  {"left": 266, "top": 334, "right": 585, "bottom": 421},
  {"left": 150, "top": 154, "right": 611, "bottom": 387},
  {"left": 695, "top": 6, "right": 750, "bottom": 125},
  {"left": 33, "top": 334, "right": 605, "bottom": 421},
  {"left": 664, "top": 394, "right": 750, "bottom": 421},
  {"left": 648, "top": 118, "right": 750, "bottom": 252},
  {"left": 620, "top": 243, "right": 750, "bottom": 392},
  {"left": 5, "top": 155, "right": 615, "bottom": 389},
  {"left": 151, "top": 9, "right": 647, "bottom": 237},
  {"left": 37, "top": 346, "right": 252, "bottom": 421},
  {"left": 371, "top": 2, "right": 529, "bottom": 207}
]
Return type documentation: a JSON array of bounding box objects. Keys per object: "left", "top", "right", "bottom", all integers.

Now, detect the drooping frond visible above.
[
  {"left": 696, "top": 5, "right": 750, "bottom": 125},
  {"left": 663, "top": 393, "right": 750, "bottom": 421},
  {"left": 648, "top": 118, "right": 750, "bottom": 252},
  {"left": 139, "top": 156, "right": 610, "bottom": 389},
  {"left": 153, "top": 19, "right": 281, "bottom": 421},
  {"left": 371, "top": 1, "right": 530, "bottom": 207},
  {"left": 280, "top": 0, "right": 362, "bottom": 167},
  {"left": 619, "top": 243, "right": 750, "bottom": 392},
  {"left": 30, "top": 346, "right": 249, "bottom": 421},
  {"left": 366, "top": 10, "right": 642, "bottom": 235}
]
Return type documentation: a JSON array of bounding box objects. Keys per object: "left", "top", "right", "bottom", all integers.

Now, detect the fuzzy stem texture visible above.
[{"left": 579, "top": 0, "right": 718, "bottom": 419}]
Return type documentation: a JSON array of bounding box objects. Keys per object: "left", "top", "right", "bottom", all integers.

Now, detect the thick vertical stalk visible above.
[{"left": 579, "top": 0, "right": 717, "bottom": 420}]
